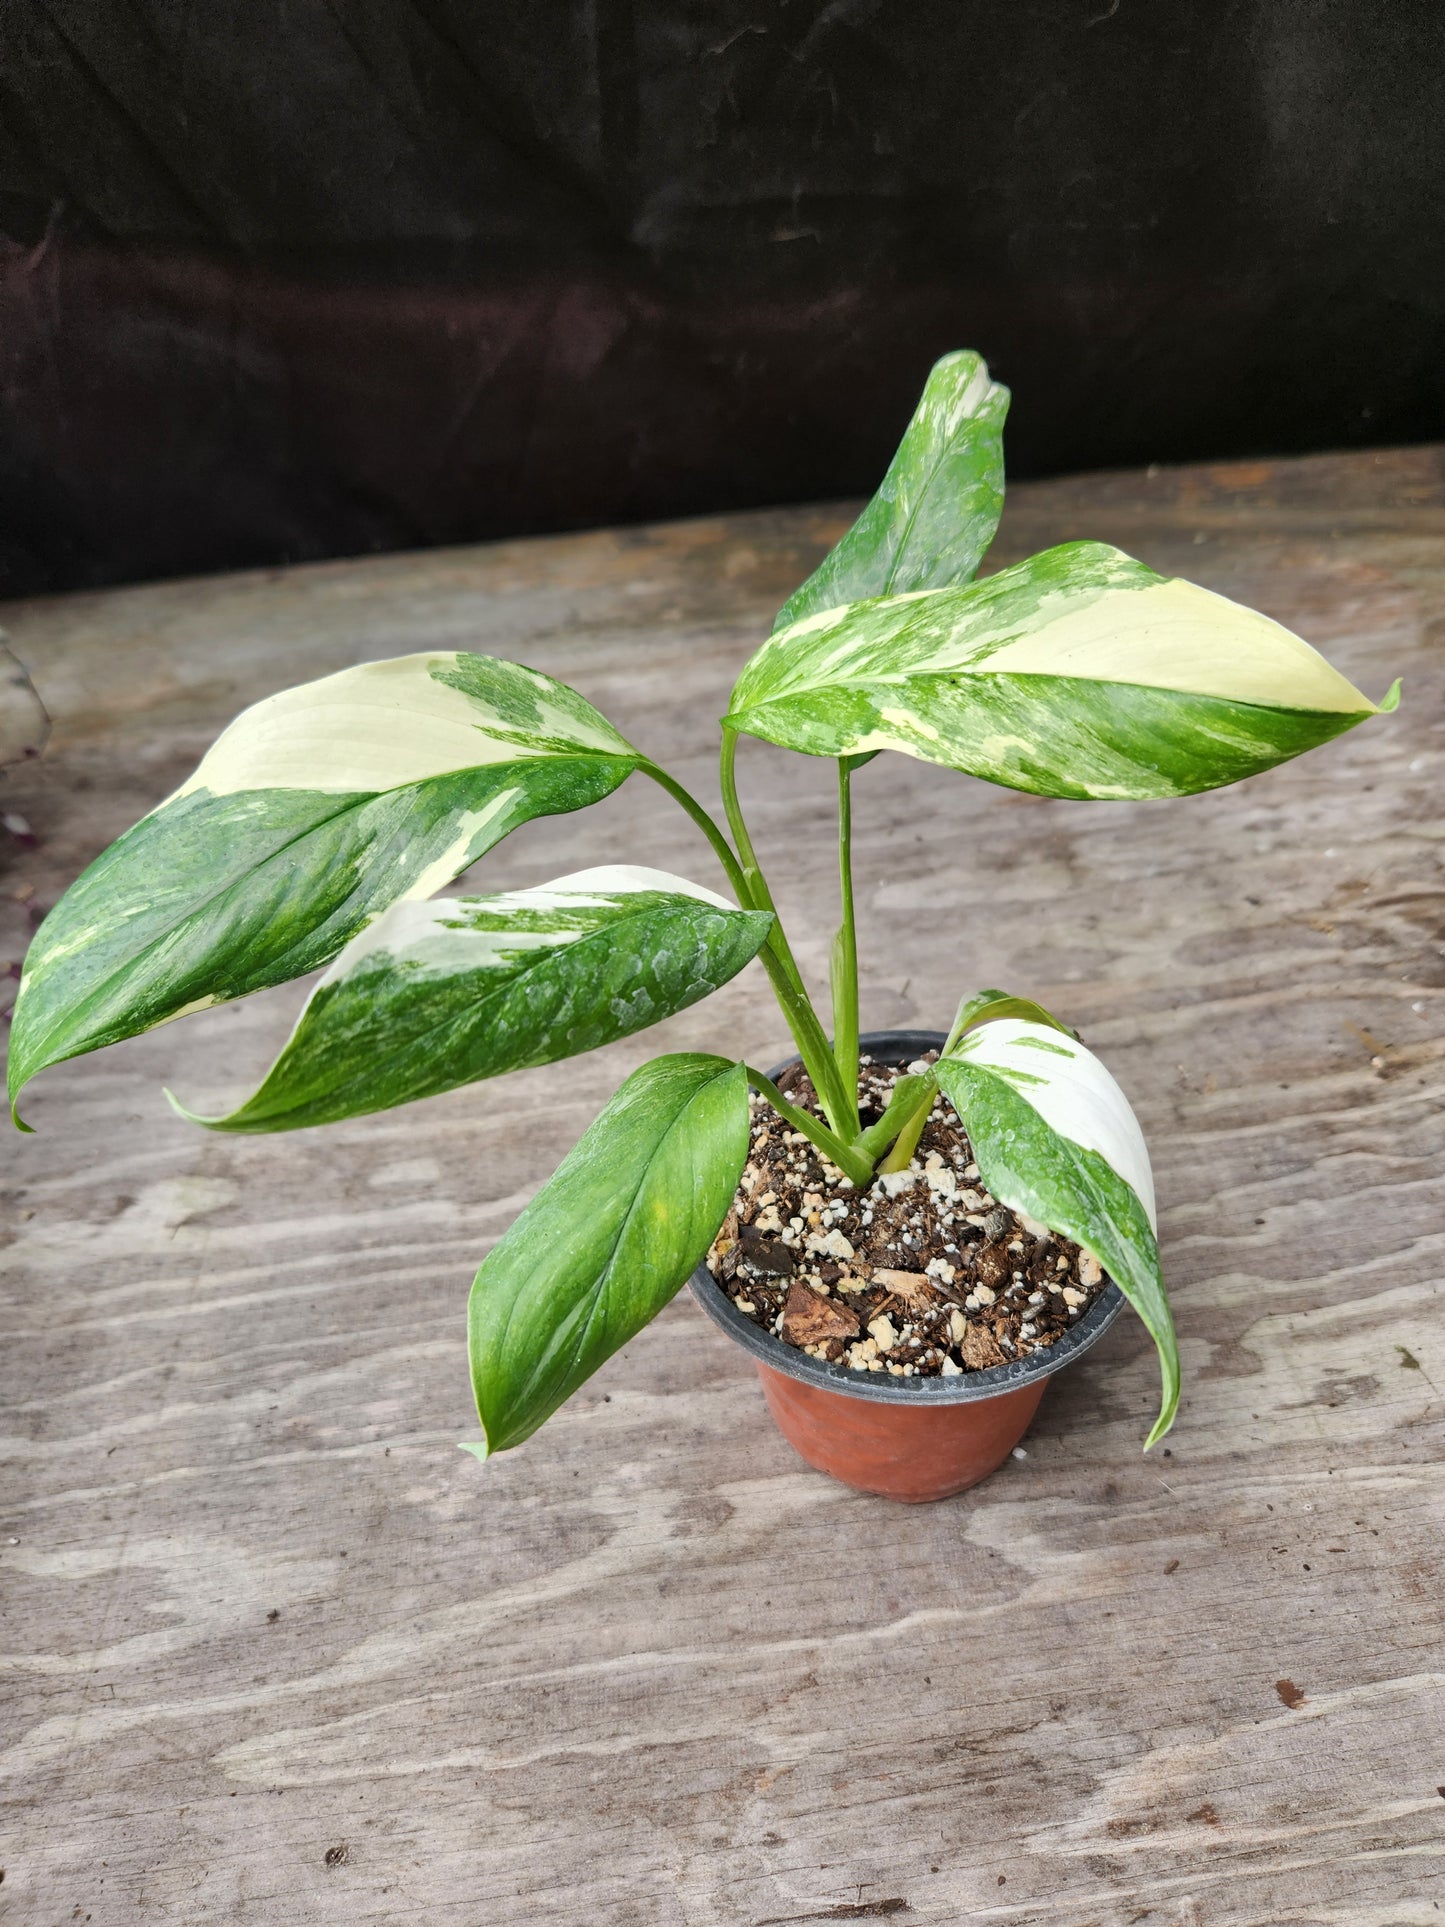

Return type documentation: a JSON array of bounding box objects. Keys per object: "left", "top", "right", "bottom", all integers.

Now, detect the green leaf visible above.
[
  {"left": 731, "top": 541, "right": 1394, "bottom": 800},
  {"left": 934, "top": 1019, "right": 1179, "bottom": 1447},
  {"left": 9, "top": 653, "right": 641, "bottom": 1124},
  {"left": 774, "top": 351, "right": 1009, "bottom": 630},
  {"left": 173, "top": 868, "right": 772, "bottom": 1133},
  {"left": 467, "top": 1054, "right": 749, "bottom": 1455}
]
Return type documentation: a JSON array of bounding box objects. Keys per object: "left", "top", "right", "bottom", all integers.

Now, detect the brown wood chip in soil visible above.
[
  {"left": 780, "top": 1280, "right": 860, "bottom": 1347},
  {"left": 706, "top": 1054, "right": 1112, "bottom": 1380}
]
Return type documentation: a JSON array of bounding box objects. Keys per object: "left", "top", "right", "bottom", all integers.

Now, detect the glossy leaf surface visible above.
[
  {"left": 175, "top": 868, "right": 771, "bottom": 1132},
  {"left": 934, "top": 1018, "right": 1178, "bottom": 1445},
  {"left": 9, "top": 653, "right": 640, "bottom": 1122},
  {"left": 733, "top": 541, "right": 1395, "bottom": 800},
  {"left": 466, "top": 1054, "right": 749, "bottom": 1455},
  {"left": 946, "top": 987, "right": 1077, "bottom": 1048},
  {"left": 774, "top": 351, "right": 1009, "bottom": 630}
]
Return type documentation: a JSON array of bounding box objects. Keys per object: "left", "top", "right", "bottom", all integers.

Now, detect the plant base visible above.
[
  {"left": 754, "top": 1360, "right": 1047, "bottom": 1502},
  {"left": 688, "top": 1029, "right": 1124, "bottom": 1505}
]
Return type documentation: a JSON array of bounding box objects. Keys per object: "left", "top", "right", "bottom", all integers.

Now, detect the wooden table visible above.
[{"left": 3, "top": 449, "right": 1442, "bottom": 1926}]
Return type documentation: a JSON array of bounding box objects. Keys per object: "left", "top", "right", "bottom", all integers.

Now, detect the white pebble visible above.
[{"left": 809, "top": 1227, "right": 855, "bottom": 1261}]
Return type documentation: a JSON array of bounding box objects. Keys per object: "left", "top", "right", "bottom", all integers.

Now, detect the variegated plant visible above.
[{"left": 9, "top": 351, "right": 1398, "bottom": 1458}]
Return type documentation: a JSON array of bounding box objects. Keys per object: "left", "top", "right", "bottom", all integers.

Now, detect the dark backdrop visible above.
[{"left": 2, "top": 1, "right": 1443, "bottom": 595}]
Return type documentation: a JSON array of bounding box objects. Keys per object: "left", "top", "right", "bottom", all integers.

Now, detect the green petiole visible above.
[
  {"left": 829, "top": 758, "right": 861, "bottom": 1139},
  {"left": 743, "top": 1067, "right": 874, "bottom": 1188},
  {"left": 719, "top": 728, "right": 857, "bottom": 1140}
]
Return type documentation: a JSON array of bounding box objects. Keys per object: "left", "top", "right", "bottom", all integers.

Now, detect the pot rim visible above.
[{"left": 688, "top": 1027, "right": 1126, "bottom": 1406}]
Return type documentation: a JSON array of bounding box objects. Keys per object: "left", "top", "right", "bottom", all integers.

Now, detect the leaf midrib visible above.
[
  {"left": 731, "top": 668, "right": 1359, "bottom": 727},
  {"left": 879, "top": 409, "right": 986, "bottom": 597},
  {"left": 505, "top": 1066, "right": 733, "bottom": 1435}
]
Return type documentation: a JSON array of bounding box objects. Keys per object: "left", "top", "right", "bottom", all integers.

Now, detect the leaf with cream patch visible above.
[
  {"left": 934, "top": 1018, "right": 1179, "bottom": 1446},
  {"left": 465, "top": 1053, "right": 749, "bottom": 1454},
  {"left": 732, "top": 541, "right": 1397, "bottom": 799},
  {"left": 774, "top": 350, "right": 1009, "bottom": 630},
  {"left": 9, "top": 653, "right": 642, "bottom": 1123},
  {"left": 172, "top": 868, "right": 772, "bottom": 1132}
]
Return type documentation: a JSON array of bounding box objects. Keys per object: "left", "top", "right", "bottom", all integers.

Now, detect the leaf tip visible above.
[
  {"left": 457, "top": 1439, "right": 491, "bottom": 1465},
  {"left": 1377, "top": 676, "right": 1402, "bottom": 714},
  {"left": 1143, "top": 1401, "right": 1178, "bottom": 1451},
  {"left": 164, "top": 1086, "right": 225, "bottom": 1130}
]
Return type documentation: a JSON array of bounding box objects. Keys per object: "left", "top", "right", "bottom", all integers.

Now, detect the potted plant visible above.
[{"left": 7, "top": 351, "right": 1398, "bottom": 1500}]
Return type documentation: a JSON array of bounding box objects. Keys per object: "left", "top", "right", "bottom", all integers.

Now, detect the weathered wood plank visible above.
[{"left": 2, "top": 448, "right": 1443, "bottom": 1926}]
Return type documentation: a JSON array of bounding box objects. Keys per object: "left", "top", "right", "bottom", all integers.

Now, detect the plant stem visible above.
[
  {"left": 854, "top": 1069, "right": 933, "bottom": 1161},
  {"left": 638, "top": 763, "right": 752, "bottom": 904},
  {"left": 878, "top": 1091, "right": 932, "bottom": 1173},
  {"left": 719, "top": 727, "right": 855, "bottom": 1138},
  {"left": 639, "top": 755, "right": 844, "bottom": 1130},
  {"left": 830, "top": 758, "right": 861, "bottom": 1138},
  {"left": 718, "top": 730, "right": 799, "bottom": 973},
  {"left": 744, "top": 1067, "right": 874, "bottom": 1188}
]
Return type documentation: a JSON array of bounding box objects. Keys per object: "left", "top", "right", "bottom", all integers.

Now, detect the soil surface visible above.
[{"left": 705, "top": 1053, "right": 1112, "bottom": 1380}]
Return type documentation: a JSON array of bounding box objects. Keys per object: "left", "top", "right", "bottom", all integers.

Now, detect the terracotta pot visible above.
[{"left": 689, "top": 1030, "right": 1124, "bottom": 1503}]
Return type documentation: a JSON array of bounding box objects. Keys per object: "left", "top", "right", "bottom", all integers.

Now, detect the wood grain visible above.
[{"left": 2, "top": 448, "right": 1443, "bottom": 1926}]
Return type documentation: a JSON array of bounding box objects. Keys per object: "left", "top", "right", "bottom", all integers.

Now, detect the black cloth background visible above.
[{"left": 1, "top": 0, "right": 1442, "bottom": 594}]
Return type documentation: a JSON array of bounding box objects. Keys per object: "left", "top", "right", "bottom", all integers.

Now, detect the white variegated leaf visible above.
[
  {"left": 171, "top": 867, "right": 772, "bottom": 1132},
  {"left": 731, "top": 541, "right": 1398, "bottom": 801},
  {"left": 9, "top": 653, "right": 642, "bottom": 1123},
  {"left": 934, "top": 1018, "right": 1177, "bottom": 1445}
]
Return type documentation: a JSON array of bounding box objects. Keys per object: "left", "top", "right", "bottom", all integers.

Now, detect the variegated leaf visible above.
[
  {"left": 9, "top": 653, "right": 641, "bottom": 1123},
  {"left": 774, "top": 350, "right": 1009, "bottom": 631},
  {"left": 172, "top": 868, "right": 772, "bottom": 1132},
  {"left": 732, "top": 541, "right": 1398, "bottom": 799},
  {"left": 465, "top": 1053, "right": 749, "bottom": 1455},
  {"left": 933, "top": 1018, "right": 1179, "bottom": 1446}
]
